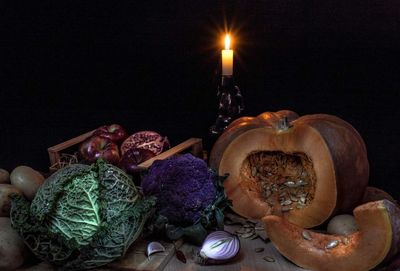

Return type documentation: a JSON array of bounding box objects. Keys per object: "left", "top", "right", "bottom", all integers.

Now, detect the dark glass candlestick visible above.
[{"left": 209, "top": 75, "right": 244, "bottom": 136}]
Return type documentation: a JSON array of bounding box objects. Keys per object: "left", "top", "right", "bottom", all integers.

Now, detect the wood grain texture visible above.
[
  {"left": 105, "top": 239, "right": 178, "bottom": 271},
  {"left": 162, "top": 232, "right": 309, "bottom": 271},
  {"left": 137, "top": 138, "right": 203, "bottom": 169}
]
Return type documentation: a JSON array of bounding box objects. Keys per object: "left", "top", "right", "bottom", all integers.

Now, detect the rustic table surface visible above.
[
  {"left": 18, "top": 242, "right": 306, "bottom": 271},
  {"left": 163, "top": 236, "right": 308, "bottom": 271}
]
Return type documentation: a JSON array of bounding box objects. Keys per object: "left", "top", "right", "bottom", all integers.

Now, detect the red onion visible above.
[
  {"left": 197, "top": 231, "right": 240, "bottom": 265},
  {"left": 120, "top": 131, "right": 170, "bottom": 156}
]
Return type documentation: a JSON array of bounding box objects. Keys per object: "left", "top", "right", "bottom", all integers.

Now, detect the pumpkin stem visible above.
[{"left": 277, "top": 117, "right": 292, "bottom": 131}]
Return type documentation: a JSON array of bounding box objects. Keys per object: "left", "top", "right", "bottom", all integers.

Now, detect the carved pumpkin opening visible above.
[{"left": 240, "top": 151, "right": 317, "bottom": 213}]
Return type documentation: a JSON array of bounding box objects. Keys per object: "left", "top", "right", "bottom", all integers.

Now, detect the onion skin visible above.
[{"left": 197, "top": 231, "right": 240, "bottom": 265}]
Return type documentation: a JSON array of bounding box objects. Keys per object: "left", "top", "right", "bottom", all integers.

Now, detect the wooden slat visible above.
[
  {"left": 47, "top": 130, "right": 94, "bottom": 167},
  {"left": 137, "top": 138, "right": 203, "bottom": 170}
]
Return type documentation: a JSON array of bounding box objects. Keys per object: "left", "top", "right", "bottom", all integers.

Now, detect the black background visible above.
[{"left": 2, "top": 1, "right": 399, "bottom": 197}]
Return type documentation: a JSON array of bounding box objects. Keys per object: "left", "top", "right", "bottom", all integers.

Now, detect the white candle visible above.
[{"left": 222, "top": 34, "right": 233, "bottom": 76}]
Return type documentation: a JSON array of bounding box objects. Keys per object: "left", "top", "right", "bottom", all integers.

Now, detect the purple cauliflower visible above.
[{"left": 141, "top": 153, "right": 217, "bottom": 227}]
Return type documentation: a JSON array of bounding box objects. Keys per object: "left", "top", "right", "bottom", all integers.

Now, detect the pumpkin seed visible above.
[
  {"left": 325, "top": 240, "right": 339, "bottom": 249},
  {"left": 263, "top": 256, "right": 275, "bottom": 262},
  {"left": 281, "top": 206, "right": 293, "bottom": 212},
  {"left": 255, "top": 247, "right": 264, "bottom": 253},
  {"left": 302, "top": 230, "right": 312, "bottom": 241},
  {"left": 246, "top": 219, "right": 258, "bottom": 225},
  {"left": 284, "top": 181, "right": 296, "bottom": 188},
  {"left": 250, "top": 233, "right": 259, "bottom": 239},
  {"left": 264, "top": 190, "right": 272, "bottom": 198},
  {"left": 281, "top": 199, "right": 292, "bottom": 206},
  {"left": 251, "top": 167, "right": 257, "bottom": 177},
  {"left": 296, "top": 179, "right": 308, "bottom": 186},
  {"left": 235, "top": 228, "right": 247, "bottom": 234},
  {"left": 240, "top": 232, "right": 255, "bottom": 239},
  {"left": 289, "top": 195, "right": 299, "bottom": 202}
]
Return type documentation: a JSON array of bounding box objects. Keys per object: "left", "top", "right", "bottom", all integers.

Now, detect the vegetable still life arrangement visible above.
[{"left": 1, "top": 110, "right": 399, "bottom": 271}]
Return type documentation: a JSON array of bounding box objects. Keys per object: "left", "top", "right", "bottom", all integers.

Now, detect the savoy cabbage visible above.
[{"left": 10, "top": 160, "right": 155, "bottom": 270}]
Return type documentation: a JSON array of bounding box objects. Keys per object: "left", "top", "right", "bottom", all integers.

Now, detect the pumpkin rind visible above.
[
  {"left": 209, "top": 110, "right": 299, "bottom": 171},
  {"left": 262, "top": 200, "right": 400, "bottom": 271},
  {"left": 211, "top": 112, "right": 369, "bottom": 228}
]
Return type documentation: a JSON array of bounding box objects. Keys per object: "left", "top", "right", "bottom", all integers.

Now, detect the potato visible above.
[
  {"left": 0, "top": 184, "right": 22, "bottom": 217},
  {"left": 0, "top": 217, "right": 27, "bottom": 270},
  {"left": 327, "top": 214, "right": 358, "bottom": 235},
  {"left": 10, "top": 166, "right": 44, "bottom": 201},
  {"left": 0, "top": 168, "right": 10, "bottom": 184}
]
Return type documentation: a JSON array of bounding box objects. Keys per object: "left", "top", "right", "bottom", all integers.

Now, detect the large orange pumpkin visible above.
[{"left": 209, "top": 111, "right": 369, "bottom": 228}]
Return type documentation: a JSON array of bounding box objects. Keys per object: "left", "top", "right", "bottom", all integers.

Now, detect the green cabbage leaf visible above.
[{"left": 10, "top": 160, "right": 155, "bottom": 270}]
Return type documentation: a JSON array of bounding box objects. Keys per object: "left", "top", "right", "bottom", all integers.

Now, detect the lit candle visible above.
[{"left": 222, "top": 34, "right": 233, "bottom": 76}]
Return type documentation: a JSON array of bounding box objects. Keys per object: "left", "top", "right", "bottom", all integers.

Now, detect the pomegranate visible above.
[
  {"left": 119, "top": 148, "right": 156, "bottom": 174},
  {"left": 120, "top": 131, "right": 170, "bottom": 155}
]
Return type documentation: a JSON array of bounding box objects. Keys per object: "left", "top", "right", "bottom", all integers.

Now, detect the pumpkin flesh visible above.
[{"left": 262, "top": 200, "right": 400, "bottom": 271}]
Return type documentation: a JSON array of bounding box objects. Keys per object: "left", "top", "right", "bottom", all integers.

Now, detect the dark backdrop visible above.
[{"left": 2, "top": 1, "right": 400, "bottom": 197}]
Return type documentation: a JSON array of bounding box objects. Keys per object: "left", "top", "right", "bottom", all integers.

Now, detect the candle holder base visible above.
[
  {"left": 209, "top": 115, "right": 233, "bottom": 136},
  {"left": 209, "top": 75, "right": 244, "bottom": 137}
]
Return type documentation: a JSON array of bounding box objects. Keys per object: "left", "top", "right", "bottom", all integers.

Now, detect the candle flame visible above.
[{"left": 224, "top": 34, "right": 231, "bottom": 50}]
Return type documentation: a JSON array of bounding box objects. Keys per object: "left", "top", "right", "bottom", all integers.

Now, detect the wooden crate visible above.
[{"left": 47, "top": 130, "right": 203, "bottom": 172}]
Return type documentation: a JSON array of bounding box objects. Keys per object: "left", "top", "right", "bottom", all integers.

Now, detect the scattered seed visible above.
[
  {"left": 289, "top": 195, "right": 299, "bottom": 202},
  {"left": 245, "top": 228, "right": 254, "bottom": 233},
  {"left": 255, "top": 247, "right": 264, "bottom": 253},
  {"left": 246, "top": 219, "right": 258, "bottom": 225},
  {"left": 263, "top": 256, "right": 275, "bottom": 262},
  {"left": 302, "top": 230, "right": 312, "bottom": 241},
  {"left": 240, "top": 232, "right": 255, "bottom": 239},
  {"left": 281, "top": 199, "right": 292, "bottom": 206},
  {"left": 281, "top": 206, "right": 293, "bottom": 212},
  {"left": 325, "top": 240, "right": 339, "bottom": 249},
  {"left": 299, "top": 197, "right": 306, "bottom": 204},
  {"left": 342, "top": 237, "right": 350, "bottom": 245},
  {"left": 296, "top": 203, "right": 305, "bottom": 209}
]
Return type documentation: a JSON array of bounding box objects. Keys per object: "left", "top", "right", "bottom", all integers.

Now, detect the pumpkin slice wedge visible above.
[{"left": 262, "top": 199, "right": 400, "bottom": 271}]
